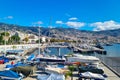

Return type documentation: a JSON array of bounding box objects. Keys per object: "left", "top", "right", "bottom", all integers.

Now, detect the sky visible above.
[{"left": 0, "top": 0, "right": 120, "bottom": 31}]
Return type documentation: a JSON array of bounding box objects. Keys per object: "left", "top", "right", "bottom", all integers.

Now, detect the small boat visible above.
[
  {"left": 95, "top": 45, "right": 104, "bottom": 49},
  {"left": 0, "top": 70, "right": 22, "bottom": 80},
  {"left": 105, "top": 43, "right": 113, "bottom": 46},
  {"left": 44, "top": 48, "right": 51, "bottom": 53}
]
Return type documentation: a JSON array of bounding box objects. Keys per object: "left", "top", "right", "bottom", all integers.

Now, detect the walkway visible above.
[{"left": 99, "top": 63, "right": 120, "bottom": 80}]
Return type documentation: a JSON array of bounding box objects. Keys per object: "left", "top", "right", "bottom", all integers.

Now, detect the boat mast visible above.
[{"left": 38, "top": 25, "right": 40, "bottom": 55}]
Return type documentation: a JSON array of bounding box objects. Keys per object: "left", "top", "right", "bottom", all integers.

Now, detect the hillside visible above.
[{"left": 0, "top": 22, "right": 120, "bottom": 41}]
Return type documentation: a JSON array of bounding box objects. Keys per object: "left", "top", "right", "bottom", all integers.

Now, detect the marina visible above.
[
  {"left": 1, "top": 0, "right": 120, "bottom": 80},
  {"left": 0, "top": 43, "right": 120, "bottom": 80}
]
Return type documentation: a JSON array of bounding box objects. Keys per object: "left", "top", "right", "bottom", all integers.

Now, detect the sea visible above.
[{"left": 103, "top": 43, "right": 120, "bottom": 57}]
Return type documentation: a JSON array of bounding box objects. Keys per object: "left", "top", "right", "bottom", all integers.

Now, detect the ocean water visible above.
[
  {"left": 34, "top": 47, "right": 73, "bottom": 56},
  {"left": 103, "top": 44, "right": 120, "bottom": 57}
]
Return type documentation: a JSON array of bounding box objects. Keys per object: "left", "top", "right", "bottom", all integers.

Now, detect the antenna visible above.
[{"left": 48, "top": 16, "right": 52, "bottom": 29}]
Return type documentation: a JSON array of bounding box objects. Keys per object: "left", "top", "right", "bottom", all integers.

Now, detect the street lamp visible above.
[{"left": 38, "top": 25, "right": 40, "bottom": 55}]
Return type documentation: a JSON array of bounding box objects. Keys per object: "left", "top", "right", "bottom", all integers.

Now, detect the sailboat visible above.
[{"left": 36, "top": 23, "right": 66, "bottom": 63}]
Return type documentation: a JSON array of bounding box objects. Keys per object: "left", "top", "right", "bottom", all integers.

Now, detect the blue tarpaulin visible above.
[
  {"left": 27, "top": 54, "right": 35, "bottom": 61},
  {"left": 0, "top": 70, "right": 21, "bottom": 79},
  {"left": 14, "top": 63, "right": 29, "bottom": 67},
  {"left": 0, "top": 56, "right": 9, "bottom": 63},
  {"left": 6, "top": 62, "right": 29, "bottom": 68}
]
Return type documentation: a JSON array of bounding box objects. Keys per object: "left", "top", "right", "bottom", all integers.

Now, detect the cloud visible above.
[
  {"left": 90, "top": 20, "right": 120, "bottom": 31},
  {"left": 7, "top": 16, "right": 13, "bottom": 19},
  {"left": 32, "top": 21, "right": 43, "bottom": 25},
  {"left": 4, "top": 16, "right": 13, "bottom": 19},
  {"left": 66, "top": 21, "right": 85, "bottom": 29},
  {"left": 69, "top": 17, "right": 78, "bottom": 20},
  {"left": 0, "top": 16, "right": 13, "bottom": 20},
  {"left": 56, "top": 21, "right": 64, "bottom": 24},
  {"left": 48, "top": 26, "right": 55, "bottom": 28}
]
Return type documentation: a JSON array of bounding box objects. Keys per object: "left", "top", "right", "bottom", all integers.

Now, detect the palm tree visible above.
[
  {"left": 68, "top": 65, "right": 75, "bottom": 80},
  {"left": 65, "top": 71, "right": 71, "bottom": 80}
]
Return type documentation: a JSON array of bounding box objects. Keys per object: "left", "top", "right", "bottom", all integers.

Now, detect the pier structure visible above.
[{"left": 71, "top": 45, "right": 106, "bottom": 54}]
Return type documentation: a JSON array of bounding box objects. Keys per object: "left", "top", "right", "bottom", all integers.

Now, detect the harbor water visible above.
[
  {"left": 103, "top": 43, "right": 120, "bottom": 57},
  {"left": 33, "top": 47, "right": 74, "bottom": 56}
]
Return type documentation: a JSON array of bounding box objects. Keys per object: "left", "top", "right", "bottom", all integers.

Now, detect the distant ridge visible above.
[{"left": 0, "top": 22, "right": 120, "bottom": 39}]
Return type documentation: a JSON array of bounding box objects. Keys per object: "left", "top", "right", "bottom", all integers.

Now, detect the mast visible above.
[{"left": 38, "top": 25, "right": 40, "bottom": 55}]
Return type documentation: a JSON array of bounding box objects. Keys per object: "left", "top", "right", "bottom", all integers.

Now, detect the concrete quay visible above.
[{"left": 99, "top": 63, "right": 120, "bottom": 80}]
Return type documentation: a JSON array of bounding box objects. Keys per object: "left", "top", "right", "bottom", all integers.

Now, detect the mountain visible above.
[
  {"left": 96, "top": 29, "right": 120, "bottom": 37},
  {"left": 0, "top": 22, "right": 120, "bottom": 42}
]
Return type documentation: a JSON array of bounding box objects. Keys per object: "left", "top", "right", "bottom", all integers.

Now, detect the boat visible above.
[
  {"left": 105, "top": 43, "right": 113, "bottom": 46},
  {"left": 37, "top": 72, "right": 65, "bottom": 80},
  {"left": 79, "top": 72, "right": 106, "bottom": 80},
  {"left": 44, "top": 48, "right": 51, "bottom": 53},
  {"left": 0, "top": 70, "right": 22, "bottom": 80},
  {"left": 67, "top": 54, "right": 100, "bottom": 66},
  {"left": 36, "top": 54, "right": 66, "bottom": 62},
  {"left": 95, "top": 44, "right": 104, "bottom": 49}
]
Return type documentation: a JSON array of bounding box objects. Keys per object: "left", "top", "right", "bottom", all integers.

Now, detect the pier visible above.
[{"left": 72, "top": 45, "right": 106, "bottom": 54}]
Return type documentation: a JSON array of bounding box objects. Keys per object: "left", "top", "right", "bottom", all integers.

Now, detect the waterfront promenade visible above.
[{"left": 0, "top": 43, "right": 67, "bottom": 51}]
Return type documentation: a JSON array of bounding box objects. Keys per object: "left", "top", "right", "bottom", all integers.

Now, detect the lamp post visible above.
[{"left": 38, "top": 25, "right": 40, "bottom": 55}]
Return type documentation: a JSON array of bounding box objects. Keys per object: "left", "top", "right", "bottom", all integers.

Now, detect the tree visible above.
[
  {"left": 0, "top": 32, "right": 10, "bottom": 45},
  {"left": 65, "top": 71, "right": 71, "bottom": 80},
  {"left": 36, "top": 38, "right": 42, "bottom": 43},
  {"left": 23, "top": 37, "right": 29, "bottom": 43},
  {"left": 11, "top": 35, "right": 20, "bottom": 44},
  {"left": 45, "top": 38, "right": 49, "bottom": 43},
  {"left": 1, "top": 32, "right": 10, "bottom": 36},
  {"left": 12, "top": 45, "right": 17, "bottom": 50}
]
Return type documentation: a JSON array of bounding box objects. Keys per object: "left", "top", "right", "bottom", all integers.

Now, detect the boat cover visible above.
[
  {"left": 37, "top": 73, "right": 65, "bottom": 80},
  {"left": 80, "top": 71, "right": 105, "bottom": 79},
  {"left": 0, "top": 70, "right": 21, "bottom": 79},
  {"left": 27, "top": 54, "right": 35, "bottom": 61}
]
